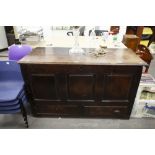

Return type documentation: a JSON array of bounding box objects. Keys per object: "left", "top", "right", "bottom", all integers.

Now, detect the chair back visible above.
[
  {"left": 67, "top": 32, "right": 73, "bottom": 36},
  {"left": 67, "top": 26, "right": 85, "bottom": 36},
  {"left": 89, "top": 30, "right": 108, "bottom": 36},
  {"left": 0, "top": 61, "right": 23, "bottom": 83},
  {"left": 136, "top": 44, "right": 153, "bottom": 73}
]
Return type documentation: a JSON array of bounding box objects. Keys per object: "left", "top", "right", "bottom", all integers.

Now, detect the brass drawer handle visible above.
[{"left": 114, "top": 109, "right": 120, "bottom": 113}]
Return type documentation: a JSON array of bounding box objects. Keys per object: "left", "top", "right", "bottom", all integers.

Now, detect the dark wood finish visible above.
[
  {"left": 122, "top": 35, "right": 139, "bottom": 51},
  {"left": 19, "top": 47, "right": 146, "bottom": 118},
  {"left": 68, "top": 74, "right": 95, "bottom": 100},
  {"left": 30, "top": 74, "right": 58, "bottom": 99},
  {"left": 83, "top": 106, "right": 129, "bottom": 118},
  {"left": 36, "top": 105, "right": 82, "bottom": 116},
  {"left": 104, "top": 74, "right": 132, "bottom": 100},
  {"left": 126, "top": 26, "right": 144, "bottom": 45}
]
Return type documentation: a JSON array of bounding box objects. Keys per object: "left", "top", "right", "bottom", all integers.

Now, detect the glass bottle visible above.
[{"left": 90, "top": 28, "right": 96, "bottom": 40}]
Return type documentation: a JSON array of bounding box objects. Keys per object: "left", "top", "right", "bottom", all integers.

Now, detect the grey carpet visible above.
[{"left": 0, "top": 114, "right": 155, "bottom": 129}]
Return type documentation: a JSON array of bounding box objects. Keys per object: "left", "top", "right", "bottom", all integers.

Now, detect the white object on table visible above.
[{"left": 26, "top": 36, "right": 127, "bottom": 49}]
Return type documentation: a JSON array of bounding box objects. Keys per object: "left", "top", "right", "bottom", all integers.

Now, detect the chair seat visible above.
[
  {"left": 0, "top": 89, "right": 26, "bottom": 104},
  {"left": 0, "top": 97, "right": 26, "bottom": 110},
  {"left": 0, "top": 82, "right": 24, "bottom": 102},
  {"left": 0, "top": 108, "right": 21, "bottom": 114},
  {"left": 0, "top": 91, "right": 27, "bottom": 114},
  {"left": 0, "top": 99, "right": 19, "bottom": 106},
  {"left": 0, "top": 103, "right": 20, "bottom": 110}
]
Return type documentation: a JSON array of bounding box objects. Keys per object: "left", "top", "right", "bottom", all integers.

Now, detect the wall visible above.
[{"left": 0, "top": 26, "right": 8, "bottom": 49}]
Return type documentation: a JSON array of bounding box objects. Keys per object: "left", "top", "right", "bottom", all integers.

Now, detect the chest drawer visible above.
[
  {"left": 35, "top": 105, "right": 82, "bottom": 116},
  {"left": 83, "top": 106, "right": 129, "bottom": 118}
]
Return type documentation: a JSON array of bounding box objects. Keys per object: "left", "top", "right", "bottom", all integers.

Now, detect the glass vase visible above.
[{"left": 69, "top": 27, "right": 84, "bottom": 54}]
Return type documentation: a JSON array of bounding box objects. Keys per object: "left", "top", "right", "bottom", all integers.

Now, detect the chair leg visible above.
[{"left": 20, "top": 99, "right": 29, "bottom": 128}]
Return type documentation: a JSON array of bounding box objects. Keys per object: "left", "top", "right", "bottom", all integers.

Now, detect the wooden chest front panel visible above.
[{"left": 21, "top": 64, "right": 142, "bottom": 118}]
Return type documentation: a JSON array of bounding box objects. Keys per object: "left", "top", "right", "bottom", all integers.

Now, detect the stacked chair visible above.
[{"left": 0, "top": 61, "right": 28, "bottom": 128}]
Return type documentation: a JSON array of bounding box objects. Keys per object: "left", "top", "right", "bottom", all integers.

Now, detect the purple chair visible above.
[
  {"left": 8, "top": 44, "right": 32, "bottom": 61},
  {"left": 0, "top": 61, "right": 28, "bottom": 128}
]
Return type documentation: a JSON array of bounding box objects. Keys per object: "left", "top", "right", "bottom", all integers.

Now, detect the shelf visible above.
[{"left": 139, "top": 100, "right": 155, "bottom": 103}]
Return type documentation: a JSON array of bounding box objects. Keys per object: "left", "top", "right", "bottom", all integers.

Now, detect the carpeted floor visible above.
[{"left": 0, "top": 114, "right": 155, "bottom": 129}]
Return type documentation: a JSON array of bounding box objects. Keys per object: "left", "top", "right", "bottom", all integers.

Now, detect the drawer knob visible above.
[
  {"left": 79, "top": 67, "right": 83, "bottom": 70},
  {"left": 114, "top": 109, "right": 120, "bottom": 113}
]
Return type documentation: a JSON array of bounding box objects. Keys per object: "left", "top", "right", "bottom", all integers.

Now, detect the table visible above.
[{"left": 19, "top": 47, "right": 146, "bottom": 118}]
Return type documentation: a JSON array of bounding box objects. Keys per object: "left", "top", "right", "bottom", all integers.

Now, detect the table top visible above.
[
  {"left": 25, "top": 36, "right": 127, "bottom": 49},
  {"left": 19, "top": 47, "right": 147, "bottom": 66}
]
